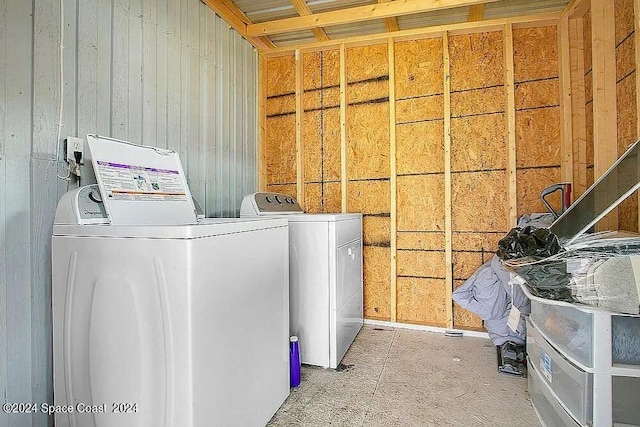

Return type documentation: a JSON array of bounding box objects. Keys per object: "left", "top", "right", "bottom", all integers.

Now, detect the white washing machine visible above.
[
  {"left": 52, "top": 136, "right": 290, "bottom": 427},
  {"left": 241, "top": 192, "right": 363, "bottom": 369}
]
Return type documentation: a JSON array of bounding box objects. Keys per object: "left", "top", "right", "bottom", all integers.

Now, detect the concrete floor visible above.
[{"left": 269, "top": 325, "right": 539, "bottom": 426}]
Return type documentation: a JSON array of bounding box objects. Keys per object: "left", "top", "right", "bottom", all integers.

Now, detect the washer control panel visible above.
[
  {"left": 240, "top": 192, "right": 303, "bottom": 216},
  {"left": 55, "top": 184, "right": 109, "bottom": 225},
  {"left": 78, "top": 185, "right": 107, "bottom": 219}
]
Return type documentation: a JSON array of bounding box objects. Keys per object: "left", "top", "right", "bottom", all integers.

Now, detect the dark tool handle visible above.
[{"left": 540, "top": 184, "right": 566, "bottom": 219}]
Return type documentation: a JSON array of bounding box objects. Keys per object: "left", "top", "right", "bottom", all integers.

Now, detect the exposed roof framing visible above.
[
  {"left": 207, "top": 0, "right": 570, "bottom": 49},
  {"left": 265, "top": 11, "right": 561, "bottom": 54},
  {"left": 289, "top": 0, "right": 330, "bottom": 41},
  {"left": 378, "top": 0, "right": 400, "bottom": 32},
  {"left": 201, "top": 0, "right": 276, "bottom": 49},
  {"left": 246, "top": 0, "right": 499, "bottom": 37}
]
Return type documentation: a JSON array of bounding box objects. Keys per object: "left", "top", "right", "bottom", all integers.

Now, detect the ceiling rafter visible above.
[
  {"left": 378, "top": 0, "right": 400, "bottom": 32},
  {"left": 247, "top": 0, "right": 499, "bottom": 37},
  {"left": 468, "top": 4, "right": 485, "bottom": 21},
  {"left": 201, "top": 0, "right": 276, "bottom": 49},
  {"left": 289, "top": 0, "right": 330, "bottom": 41}
]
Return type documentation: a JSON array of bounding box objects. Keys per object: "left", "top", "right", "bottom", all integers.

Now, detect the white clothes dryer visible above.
[{"left": 241, "top": 192, "right": 363, "bottom": 369}]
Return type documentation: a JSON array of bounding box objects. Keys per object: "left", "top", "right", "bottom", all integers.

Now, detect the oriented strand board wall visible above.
[
  {"left": 266, "top": 55, "right": 297, "bottom": 198},
  {"left": 262, "top": 24, "right": 562, "bottom": 330},
  {"left": 513, "top": 26, "right": 562, "bottom": 217},
  {"left": 346, "top": 44, "right": 392, "bottom": 320},
  {"left": 302, "top": 50, "right": 342, "bottom": 213},
  {"left": 615, "top": 0, "right": 639, "bottom": 231},
  {"left": 395, "top": 38, "right": 447, "bottom": 327},
  {"left": 449, "top": 31, "right": 507, "bottom": 330}
]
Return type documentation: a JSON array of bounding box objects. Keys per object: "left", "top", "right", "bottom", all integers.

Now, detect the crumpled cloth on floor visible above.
[
  {"left": 452, "top": 214, "right": 552, "bottom": 346},
  {"left": 453, "top": 255, "right": 529, "bottom": 345}
]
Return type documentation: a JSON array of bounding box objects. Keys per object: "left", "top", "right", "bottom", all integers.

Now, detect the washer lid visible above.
[{"left": 86, "top": 134, "right": 197, "bottom": 226}]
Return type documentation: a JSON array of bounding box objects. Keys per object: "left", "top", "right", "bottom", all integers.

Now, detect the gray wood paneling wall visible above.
[{"left": 0, "top": 0, "right": 258, "bottom": 425}]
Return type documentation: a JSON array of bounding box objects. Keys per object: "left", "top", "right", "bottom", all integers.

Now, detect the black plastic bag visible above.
[{"left": 496, "top": 226, "right": 561, "bottom": 261}]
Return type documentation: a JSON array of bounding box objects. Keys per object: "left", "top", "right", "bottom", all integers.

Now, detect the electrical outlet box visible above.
[{"left": 65, "top": 137, "right": 84, "bottom": 164}]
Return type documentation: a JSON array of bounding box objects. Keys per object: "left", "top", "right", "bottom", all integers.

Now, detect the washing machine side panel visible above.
[
  {"left": 52, "top": 236, "right": 189, "bottom": 427},
  {"left": 289, "top": 221, "right": 331, "bottom": 367},
  {"left": 190, "top": 225, "right": 290, "bottom": 427}
]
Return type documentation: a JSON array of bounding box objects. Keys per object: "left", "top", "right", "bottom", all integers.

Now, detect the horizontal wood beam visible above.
[
  {"left": 290, "top": 0, "right": 330, "bottom": 41},
  {"left": 247, "top": 0, "right": 499, "bottom": 37},
  {"left": 264, "top": 11, "right": 562, "bottom": 55},
  {"left": 201, "top": 0, "right": 276, "bottom": 49}
]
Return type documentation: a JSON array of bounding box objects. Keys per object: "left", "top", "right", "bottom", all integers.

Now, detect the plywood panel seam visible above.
[
  {"left": 348, "top": 177, "right": 391, "bottom": 182},
  {"left": 451, "top": 167, "right": 508, "bottom": 174},
  {"left": 347, "top": 75, "right": 390, "bottom": 85},
  {"left": 516, "top": 164, "right": 562, "bottom": 170},
  {"left": 347, "top": 97, "right": 390, "bottom": 107},
  {"left": 617, "top": 68, "right": 636, "bottom": 84},
  {"left": 514, "top": 104, "right": 560, "bottom": 112},
  {"left": 303, "top": 179, "right": 342, "bottom": 184},
  {"left": 303, "top": 85, "right": 340, "bottom": 94},
  {"left": 267, "top": 111, "right": 296, "bottom": 118},
  {"left": 396, "top": 93, "right": 445, "bottom": 102},
  {"left": 397, "top": 118, "right": 445, "bottom": 126},
  {"left": 514, "top": 76, "right": 560, "bottom": 84},
  {"left": 451, "top": 110, "right": 506, "bottom": 119},
  {"left": 397, "top": 172, "right": 446, "bottom": 177},
  {"left": 450, "top": 83, "right": 504, "bottom": 93},
  {"left": 267, "top": 91, "right": 296, "bottom": 99},
  {"left": 616, "top": 29, "right": 635, "bottom": 49}
]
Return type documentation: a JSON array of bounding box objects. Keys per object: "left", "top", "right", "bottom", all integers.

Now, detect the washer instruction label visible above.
[{"left": 96, "top": 161, "right": 187, "bottom": 201}]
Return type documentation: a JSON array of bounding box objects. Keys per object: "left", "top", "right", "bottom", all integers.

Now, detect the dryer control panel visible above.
[{"left": 240, "top": 192, "right": 303, "bottom": 216}]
